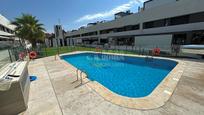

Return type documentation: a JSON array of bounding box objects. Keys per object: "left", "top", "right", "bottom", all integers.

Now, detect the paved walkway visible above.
[{"left": 22, "top": 56, "right": 204, "bottom": 115}]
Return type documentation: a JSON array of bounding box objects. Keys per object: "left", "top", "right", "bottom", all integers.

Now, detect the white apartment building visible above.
[
  {"left": 65, "top": 0, "right": 204, "bottom": 53},
  {"left": 0, "top": 14, "right": 17, "bottom": 49}
]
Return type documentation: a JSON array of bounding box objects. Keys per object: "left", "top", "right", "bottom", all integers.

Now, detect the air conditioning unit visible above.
[{"left": 0, "top": 61, "right": 30, "bottom": 115}]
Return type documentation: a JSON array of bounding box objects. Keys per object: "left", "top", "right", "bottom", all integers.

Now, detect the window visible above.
[
  {"left": 143, "top": 19, "right": 166, "bottom": 29},
  {"left": 170, "top": 15, "right": 189, "bottom": 26},
  {"left": 116, "top": 27, "right": 125, "bottom": 32},
  {"left": 100, "top": 29, "right": 114, "bottom": 34},
  {"left": 191, "top": 31, "right": 204, "bottom": 44},
  {"left": 189, "top": 12, "right": 204, "bottom": 23},
  {"left": 81, "top": 31, "right": 98, "bottom": 37},
  {"left": 131, "top": 24, "right": 140, "bottom": 30},
  {"left": 143, "top": 12, "right": 204, "bottom": 29},
  {"left": 172, "top": 34, "right": 187, "bottom": 45},
  {"left": 143, "top": 21, "right": 154, "bottom": 29},
  {"left": 72, "top": 34, "right": 80, "bottom": 38},
  {"left": 100, "top": 24, "right": 139, "bottom": 34}
]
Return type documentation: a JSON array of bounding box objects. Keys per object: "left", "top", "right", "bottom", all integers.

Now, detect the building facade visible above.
[
  {"left": 45, "top": 25, "right": 67, "bottom": 47},
  {"left": 65, "top": 0, "right": 204, "bottom": 53},
  {"left": 44, "top": 33, "right": 55, "bottom": 47},
  {"left": 0, "top": 14, "right": 17, "bottom": 49}
]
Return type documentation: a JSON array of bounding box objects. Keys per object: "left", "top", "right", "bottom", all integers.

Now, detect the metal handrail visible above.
[
  {"left": 80, "top": 71, "right": 83, "bottom": 84},
  {"left": 75, "top": 68, "right": 88, "bottom": 84},
  {"left": 80, "top": 69, "right": 88, "bottom": 84},
  {"left": 81, "top": 69, "right": 88, "bottom": 78},
  {"left": 76, "top": 69, "right": 79, "bottom": 81}
]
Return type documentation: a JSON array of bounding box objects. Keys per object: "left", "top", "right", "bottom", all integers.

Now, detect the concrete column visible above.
[
  {"left": 69, "top": 39, "right": 72, "bottom": 46},
  {"left": 73, "top": 39, "right": 77, "bottom": 46},
  {"left": 134, "top": 37, "right": 137, "bottom": 47},
  {"left": 57, "top": 38, "right": 64, "bottom": 47},
  {"left": 71, "top": 39, "right": 75, "bottom": 46},
  {"left": 108, "top": 38, "right": 112, "bottom": 45},
  {"left": 98, "top": 37, "right": 101, "bottom": 44},
  {"left": 71, "top": 39, "right": 74, "bottom": 46},
  {"left": 112, "top": 38, "right": 117, "bottom": 45},
  {"left": 66, "top": 38, "right": 70, "bottom": 46},
  {"left": 139, "top": 23, "right": 143, "bottom": 31},
  {"left": 53, "top": 38, "right": 57, "bottom": 47},
  {"left": 62, "top": 38, "right": 65, "bottom": 46}
]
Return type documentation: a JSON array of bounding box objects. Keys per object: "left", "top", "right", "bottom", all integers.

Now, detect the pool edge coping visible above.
[{"left": 59, "top": 51, "right": 185, "bottom": 110}]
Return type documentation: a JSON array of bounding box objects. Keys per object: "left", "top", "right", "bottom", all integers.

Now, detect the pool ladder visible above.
[
  {"left": 76, "top": 69, "right": 88, "bottom": 84},
  {"left": 145, "top": 51, "right": 154, "bottom": 62}
]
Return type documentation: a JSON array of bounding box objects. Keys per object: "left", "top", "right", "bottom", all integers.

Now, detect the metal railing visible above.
[
  {"left": 7, "top": 44, "right": 197, "bottom": 62},
  {"left": 0, "top": 49, "right": 13, "bottom": 69},
  {"left": 76, "top": 68, "right": 88, "bottom": 84}
]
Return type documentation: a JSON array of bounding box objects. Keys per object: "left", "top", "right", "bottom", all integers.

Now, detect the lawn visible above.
[{"left": 41, "top": 46, "right": 137, "bottom": 57}]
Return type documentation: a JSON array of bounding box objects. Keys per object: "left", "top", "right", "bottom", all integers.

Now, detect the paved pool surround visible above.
[{"left": 60, "top": 51, "right": 185, "bottom": 109}]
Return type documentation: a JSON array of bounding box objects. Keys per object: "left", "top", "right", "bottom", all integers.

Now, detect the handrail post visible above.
[
  {"left": 76, "top": 69, "right": 79, "bottom": 81},
  {"left": 80, "top": 71, "right": 83, "bottom": 84},
  {"left": 8, "top": 49, "right": 13, "bottom": 62}
]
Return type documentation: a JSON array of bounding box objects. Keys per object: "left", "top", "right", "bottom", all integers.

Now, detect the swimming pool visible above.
[{"left": 62, "top": 53, "right": 177, "bottom": 98}]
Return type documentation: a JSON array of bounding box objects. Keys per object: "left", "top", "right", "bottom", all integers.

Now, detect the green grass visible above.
[{"left": 42, "top": 46, "right": 138, "bottom": 57}]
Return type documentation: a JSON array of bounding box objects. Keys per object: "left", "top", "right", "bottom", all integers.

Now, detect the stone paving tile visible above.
[
  {"left": 23, "top": 56, "right": 204, "bottom": 115},
  {"left": 21, "top": 59, "right": 62, "bottom": 115},
  {"left": 24, "top": 97, "right": 62, "bottom": 115}
]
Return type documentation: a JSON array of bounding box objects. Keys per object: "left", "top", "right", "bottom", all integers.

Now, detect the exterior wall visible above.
[
  {"left": 0, "top": 14, "right": 15, "bottom": 31},
  {"left": 53, "top": 38, "right": 58, "bottom": 47},
  {"left": 66, "top": 0, "right": 204, "bottom": 38},
  {"left": 0, "top": 41, "right": 14, "bottom": 48},
  {"left": 54, "top": 25, "right": 64, "bottom": 47},
  {"left": 66, "top": 38, "right": 70, "bottom": 46},
  {"left": 44, "top": 39, "right": 53, "bottom": 47},
  {"left": 67, "top": 38, "right": 75, "bottom": 46},
  {"left": 0, "top": 14, "right": 16, "bottom": 48},
  {"left": 135, "top": 34, "right": 173, "bottom": 52},
  {"left": 64, "top": 0, "right": 204, "bottom": 56},
  {"left": 76, "top": 39, "right": 82, "bottom": 44},
  {"left": 45, "top": 39, "right": 49, "bottom": 47},
  {"left": 144, "top": 0, "right": 177, "bottom": 10}
]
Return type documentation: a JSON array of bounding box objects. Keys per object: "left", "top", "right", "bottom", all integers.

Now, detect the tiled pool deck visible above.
[
  {"left": 60, "top": 52, "right": 185, "bottom": 110},
  {"left": 21, "top": 52, "right": 204, "bottom": 115}
]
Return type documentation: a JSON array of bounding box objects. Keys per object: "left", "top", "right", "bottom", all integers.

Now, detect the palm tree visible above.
[{"left": 12, "top": 14, "right": 45, "bottom": 48}]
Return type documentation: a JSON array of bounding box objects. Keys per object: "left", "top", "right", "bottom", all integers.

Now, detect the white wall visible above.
[
  {"left": 54, "top": 25, "right": 64, "bottom": 46},
  {"left": 135, "top": 34, "right": 173, "bottom": 52},
  {"left": 66, "top": 0, "right": 204, "bottom": 38},
  {"left": 0, "top": 14, "right": 16, "bottom": 30},
  {"left": 76, "top": 39, "right": 82, "bottom": 44},
  {"left": 144, "top": 0, "right": 177, "bottom": 10},
  {"left": 52, "top": 38, "right": 58, "bottom": 47}
]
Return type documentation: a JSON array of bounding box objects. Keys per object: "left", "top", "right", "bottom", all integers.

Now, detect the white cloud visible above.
[{"left": 76, "top": 0, "right": 146, "bottom": 22}]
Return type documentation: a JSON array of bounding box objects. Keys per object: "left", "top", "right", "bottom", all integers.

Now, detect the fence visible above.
[
  {"left": 0, "top": 46, "right": 28, "bottom": 69},
  {"left": 1, "top": 44, "right": 186, "bottom": 66},
  {"left": 32, "top": 44, "right": 183, "bottom": 58},
  {"left": 0, "top": 49, "right": 12, "bottom": 69}
]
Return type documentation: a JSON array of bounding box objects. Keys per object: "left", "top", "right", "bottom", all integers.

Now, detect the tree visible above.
[{"left": 12, "top": 14, "right": 45, "bottom": 48}]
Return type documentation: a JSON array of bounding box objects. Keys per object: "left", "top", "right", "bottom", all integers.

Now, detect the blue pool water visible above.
[{"left": 62, "top": 53, "right": 177, "bottom": 98}]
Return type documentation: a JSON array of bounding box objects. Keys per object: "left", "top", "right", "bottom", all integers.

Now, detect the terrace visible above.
[
  {"left": 0, "top": 0, "right": 204, "bottom": 114},
  {"left": 20, "top": 52, "right": 204, "bottom": 115}
]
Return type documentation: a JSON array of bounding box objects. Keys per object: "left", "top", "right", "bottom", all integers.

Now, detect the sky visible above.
[{"left": 0, "top": 0, "right": 147, "bottom": 33}]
